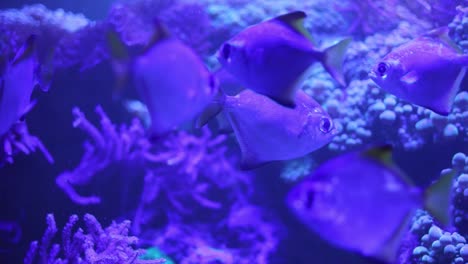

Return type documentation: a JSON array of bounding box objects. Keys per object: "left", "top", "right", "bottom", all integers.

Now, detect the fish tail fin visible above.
[
  {"left": 423, "top": 169, "right": 456, "bottom": 227},
  {"left": 321, "top": 37, "right": 352, "bottom": 87},
  {"left": 106, "top": 30, "right": 131, "bottom": 101},
  {"left": 196, "top": 88, "right": 226, "bottom": 128}
]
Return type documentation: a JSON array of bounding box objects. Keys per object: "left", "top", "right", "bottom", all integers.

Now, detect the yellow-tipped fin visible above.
[
  {"left": 106, "top": 30, "right": 130, "bottom": 100},
  {"left": 272, "top": 11, "right": 316, "bottom": 45},
  {"left": 424, "top": 169, "right": 456, "bottom": 227},
  {"left": 322, "top": 37, "right": 352, "bottom": 87},
  {"left": 363, "top": 145, "right": 415, "bottom": 187},
  {"left": 143, "top": 19, "right": 171, "bottom": 54},
  {"left": 423, "top": 27, "right": 463, "bottom": 54}
]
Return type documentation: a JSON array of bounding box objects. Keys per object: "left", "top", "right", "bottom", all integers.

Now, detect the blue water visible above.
[{"left": 0, "top": 1, "right": 467, "bottom": 264}]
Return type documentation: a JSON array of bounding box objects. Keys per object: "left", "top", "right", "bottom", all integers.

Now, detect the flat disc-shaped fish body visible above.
[
  {"left": 224, "top": 90, "right": 336, "bottom": 168},
  {"left": 370, "top": 28, "right": 468, "bottom": 115},
  {"left": 217, "top": 12, "right": 322, "bottom": 107},
  {"left": 133, "top": 38, "right": 216, "bottom": 136},
  {"left": 0, "top": 36, "right": 37, "bottom": 136},
  {"left": 287, "top": 150, "right": 422, "bottom": 262}
]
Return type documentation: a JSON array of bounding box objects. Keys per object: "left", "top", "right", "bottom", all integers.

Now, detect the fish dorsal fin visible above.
[
  {"left": 363, "top": 145, "right": 415, "bottom": 186},
  {"left": 424, "top": 169, "right": 456, "bottom": 227},
  {"left": 12, "top": 35, "right": 36, "bottom": 67},
  {"left": 400, "top": 70, "right": 419, "bottom": 85},
  {"left": 272, "top": 11, "right": 315, "bottom": 44},
  {"left": 143, "top": 19, "right": 171, "bottom": 53},
  {"left": 423, "top": 27, "right": 463, "bottom": 54}
]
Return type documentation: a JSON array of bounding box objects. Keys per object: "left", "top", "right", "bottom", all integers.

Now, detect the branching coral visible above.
[
  {"left": 24, "top": 213, "right": 165, "bottom": 264},
  {"left": 53, "top": 105, "right": 281, "bottom": 263},
  {"left": 333, "top": 0, "right": 401, "bottom": 35},
  {"left": 142, "top": 202, "right": 281, "bottom": 264},
  {"left": 0, "top": 120, "right": 53, "bottom": 165},
  {"left": 56, "top": 105, "right": 151, "bottom": 205}
]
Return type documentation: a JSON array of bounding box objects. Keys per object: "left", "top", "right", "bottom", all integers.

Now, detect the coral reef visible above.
[
  {"left": 305, "top": 16, "right": 467, "bottom": 152},
  {"left": 0, "top": 121, "right": 53, "bottom": 165},
  {"left": 54, "top": 105, "right": 281, "bottom": 263},
  {"left": 56, "top": 106, "right": 151, "bottom": 205},
  {"left": 280, "top": 155, "right": 316, "bottom": 183},
  {"left": 24, "top": 213, "right": 165, "bottom": 264},
  {"left": 401, "top": 152, "right": 468, "bottom": 264},
  {"left": 0, "top": 0, "right": 465, "bottom": 263}
]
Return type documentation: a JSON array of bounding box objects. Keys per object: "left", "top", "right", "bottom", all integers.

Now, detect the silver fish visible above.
[
  {"left": 0, "top": 35, "right": 38, "bottom": 136},
  {"left": 217, "top": 11, "right": 351, "bottom": 107},
  {"left": 109, "top": 21, "right": 218, "bottom": 136},
  {"left": 199, "top": 90, "right": 336, "bottom": 169},
  {"left": 287, "top": 146, "right": 454, "bottom": 263},
  {"left": 369, "top": 27, "right": 468, "bottom": 115}
]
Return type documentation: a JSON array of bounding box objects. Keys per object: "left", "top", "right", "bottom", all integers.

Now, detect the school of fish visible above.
[{"left": 1, "top": 9, "right": 466, "bottom": 264}]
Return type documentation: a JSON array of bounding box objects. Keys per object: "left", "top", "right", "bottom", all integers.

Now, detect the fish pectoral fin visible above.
[
  {"left": 272, "top": 11, "right": 316, "bottom": 45},
  {"left": 424, "top": 169, "right": 456, "bottom": 227},
  {"left": 400, "top": 70, "right": 419, "bottom": 85}
]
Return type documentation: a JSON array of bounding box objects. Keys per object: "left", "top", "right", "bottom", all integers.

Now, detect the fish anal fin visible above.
[
  {"left": 400, "top": 70, "right": 419, "bottom": 85},
  {"left": 373, "top": 211, "right": 414, "bottom": 264},
  {"left": 428, "top": 67, "right": 466, "bottom": 116},
  {"left": 12, "top": 35, "right": 36, "bottom": 67},
  {"left": 240, "top": 154, "right": 271, "bottom": 170},
  {"left": 272, "top": 11, "right": 316, "bottom": 44},
  {"left": 424, "top": 170, "right": 456, "bottom": 227}
]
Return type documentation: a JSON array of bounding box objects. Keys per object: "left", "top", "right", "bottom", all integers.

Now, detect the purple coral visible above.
[
  {"left": 24, "top": 213, "right": 165, "bottom": 264},
  {"left": 399, "top": 152, "right": 468, "bottom": 264},
  {"left": 56, "top": 105, "right": 151, "bottom": 205},
  {"left": 0, "top": 120, "right": 53, "bottom": 165}
]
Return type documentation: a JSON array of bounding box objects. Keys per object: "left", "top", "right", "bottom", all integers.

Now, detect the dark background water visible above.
[{"left": 0, "top": 1, "right": 467, "bottom": 264}]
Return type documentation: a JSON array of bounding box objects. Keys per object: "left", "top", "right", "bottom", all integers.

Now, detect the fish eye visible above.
[
  {"left": 221, "top": 44, "right": 231, "bottom": 59},
  {"left": 319, "top": 117, "right": 332, "bottom": 133},
  {"left": 377, "top": 62, "right": 388, "bottom": 77},
  {"left": 305, "top": 190, "right": 315, "bottom": 209}
]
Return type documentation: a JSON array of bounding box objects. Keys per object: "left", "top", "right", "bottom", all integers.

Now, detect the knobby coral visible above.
[{"left": 400, "top": 152, "right": 468, "bottom": 264}]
